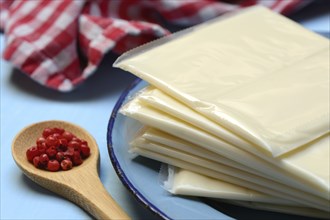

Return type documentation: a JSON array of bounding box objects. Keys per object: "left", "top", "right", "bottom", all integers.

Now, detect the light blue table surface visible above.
[{"left": 1, "top": 4, "right": 329, "bottom": 220}]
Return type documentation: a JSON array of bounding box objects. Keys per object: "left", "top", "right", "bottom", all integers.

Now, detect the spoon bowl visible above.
[{"left": 12, "top": 120, "right": 130, "bottom": 220}]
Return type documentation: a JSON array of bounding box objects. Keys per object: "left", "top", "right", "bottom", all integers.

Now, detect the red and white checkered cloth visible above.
[{"left": 0, "top": 0, "right": 311, "bottom": 91}]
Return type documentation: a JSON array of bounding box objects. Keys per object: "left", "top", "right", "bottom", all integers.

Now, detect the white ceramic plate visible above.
[{"left": 107, "top": 79, "right": 319, "bottom": 220}]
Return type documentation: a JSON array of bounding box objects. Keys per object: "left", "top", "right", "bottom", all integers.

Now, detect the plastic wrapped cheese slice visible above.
[
  {"left": 138, "top": 85, "right": 330, "bottom": 187},
  {"left": 141, "top": 126, "right": 330, "bottom": 203},
  {"left": 140, "top": 127, "right": 262, "bottom": 176},
  {"left": 136, "top": 86, "right": 281, "bottom": 161},
  {"left": 160, "top": 166, "right": 330, "bottom": 218},
  {"left": 138, "top": 86, "right": 271, "bottom": 158},
  {"left": 129, "top": 137, "right": 329, "bottom": 211},
  {"left": 120, "top": 97, "right": 330, "bottom": 201},
  {"left": 114, "top": 6, "right": 330, "bottom": 157},
  {"left": 135, "top": 86, "right": 330, "bottom": 197},
  {"left": 159, "top": 165, "right": 297, "bottom": 205}
]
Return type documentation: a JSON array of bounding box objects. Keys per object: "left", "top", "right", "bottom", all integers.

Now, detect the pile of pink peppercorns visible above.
[{"left": 26, "top": 127, "right": 91, "bottom": 172}]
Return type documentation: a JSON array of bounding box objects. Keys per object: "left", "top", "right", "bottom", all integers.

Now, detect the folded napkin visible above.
[{"left": 0, "top": 0, "right": 310, "bottom": 92}]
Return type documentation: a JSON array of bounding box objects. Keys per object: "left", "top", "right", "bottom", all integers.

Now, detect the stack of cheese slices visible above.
[{"left": 114, "top": 6, "right": 330, "bottom": 218}]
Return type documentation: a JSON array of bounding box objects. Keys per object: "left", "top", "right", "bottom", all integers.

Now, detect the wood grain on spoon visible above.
[{"left": 12, "top": 120, "right": 130, "bottom": 220}]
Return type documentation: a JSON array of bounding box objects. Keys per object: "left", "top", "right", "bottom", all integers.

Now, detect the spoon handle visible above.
[{"left": 64, "top": 172, "right": 131, "bottom": 220}]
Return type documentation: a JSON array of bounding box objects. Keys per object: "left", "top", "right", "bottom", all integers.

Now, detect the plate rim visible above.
[{"left": 107, "top": 78, "right": 171, "bottom": 220}]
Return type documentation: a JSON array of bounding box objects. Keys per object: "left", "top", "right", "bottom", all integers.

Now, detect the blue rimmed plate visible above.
[{"left": 106, "top": 79, "right": 319, "bottom": 220}]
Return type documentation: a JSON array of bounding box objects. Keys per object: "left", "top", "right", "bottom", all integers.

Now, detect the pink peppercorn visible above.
[
  {"left": 39, "top": 153, "right": 49, "bottom": 167},
  {"left": 26, "top": 127, "right": 90, "bottom": 172},
  {"left": 26, "top": 146, "right": 40, "bottom": 162},
  {"left": 61, "top": 159, "right": 73, "bottom": 171},
  {"left": 47, "top": 160, "right": 60, "bottom": 172},
  {"left": 33, "top": 156, "right": 41, "bottom": 168},
  {"left": 42, "top": 128, "right": 53, "bottom": 138},
  {"left": 46, "top": 146, "right": 57, "bottom": 158}
]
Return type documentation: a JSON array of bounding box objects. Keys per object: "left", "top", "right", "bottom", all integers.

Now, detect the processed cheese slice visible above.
[
  {"left": 114, "top": 6, "right": 330, "bottom": 157},
  {"left": 120, "top": 97, "right": 330, "bottom": 199},
  {"left": 139, "top": 143, "right": 330, "bottom": 220},
  {"left": 163, "top": 167, "right": 330, "bottom": 218},
  {"left": 161, "top": 166, "right": 298, "bottom": 205},
  {"left": 142, "top": 127, "right": 330, "bottom": 203},
  {"left": 141, "top": 127, "right": 262, "bottom": 176},
  {"left": 129, "top": 138, "right": 329, "bottom": 211},
  {"left": 135, "top": 86, "right": 330, "bottom": 196},
  {"left": 137, "top": 86, "right": 275, "bottom": 159},
  {"left": 138, "top": 86, "right": 269, "bottom": 156}
]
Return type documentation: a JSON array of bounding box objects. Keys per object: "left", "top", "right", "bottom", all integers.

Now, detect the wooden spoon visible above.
[{"left": 12, "top": 120, "right": 130, "bottom": 220}]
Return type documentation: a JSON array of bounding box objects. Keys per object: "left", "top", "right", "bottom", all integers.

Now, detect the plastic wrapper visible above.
[
  {"left": 159, "top": 164, "right": 296, "bottom": 205},
  {"left": 114, "top": 6, "right": 330, "bottom": 157},
  {"left": 120, "top": 94, "right": 330, "bottom": 201},
  {"left": 116, "top": 5, "right": 330, "bottom": 217},
  {"left": 124, "top": 117, "right": 329, "bottom": 211},
  {"left": 158, "top": 165, "right": 330, "bottom": 219}
]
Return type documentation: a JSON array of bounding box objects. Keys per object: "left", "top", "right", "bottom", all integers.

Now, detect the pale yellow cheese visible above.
[
  {"left": 115, "top": 6, "right": 330, "bottom": 157},
  {"left": 129, "top": 137, "right": 329, "bottom": 211},
  {"left": 120, "top": 97, "right": 330, "bottom": 200},
  {"left": 136, "top": 86, "right": 330, "bottom": 194},
  {"left": 163, "top": 166, "right": 297, "bottom": 205},
  {"left": 141, "top": 127, "right": 260, "bottom": 176},
  {"left": 138, "top": 86, "right": 265, "bottom": 156},
  {"left": 165, "top": 168, "right": 330, "bottom": 217},
  {"left": 115, "top": 6, "right": 330, "bottom": 216},
  {"left": 138, "top": 86, "right": 273, "bottom": 158}
]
